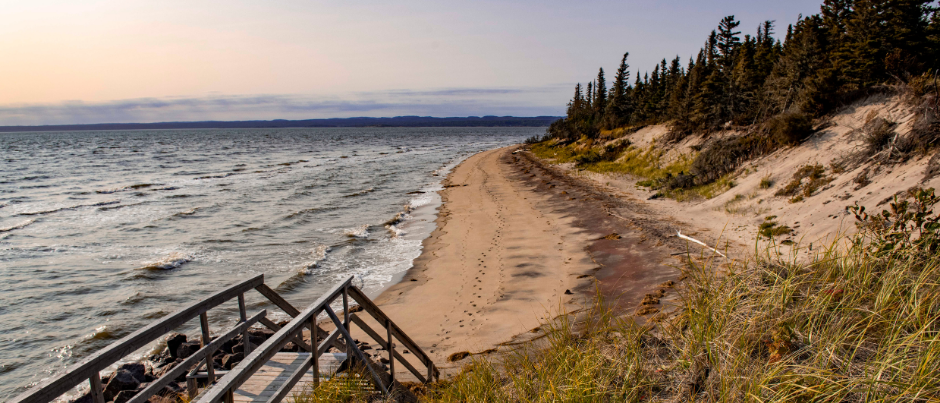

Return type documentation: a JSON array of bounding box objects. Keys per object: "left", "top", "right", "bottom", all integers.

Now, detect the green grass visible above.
[{"left": 661, "top": 174, "right": 736, "bottom": 201}]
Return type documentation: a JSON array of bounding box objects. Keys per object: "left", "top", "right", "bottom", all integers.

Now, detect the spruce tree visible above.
[
  {"left": 605, "top": 53, "right": 632, "bottom": 128},
  {"left": 594, "top": 68, "right": 608, "bottom": 114}
]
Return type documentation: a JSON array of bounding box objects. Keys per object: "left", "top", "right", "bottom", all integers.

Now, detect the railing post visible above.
[
  {"left": 224, "top": 389, "right": 234, "bottom": 403},
  {"left": 309, "top": 314, "right": 319, "bottom": 388},
  {"left": 89, "top": 372, "right": 105, "bottom": 403},
  {"left": 342, "top": 286, "right": 353, "bottom": 369},
  {"left": 386, "top": 320, "right": 394, "bottom": 386},
  {"left": 237, "top": 293, "right": 251, "bottom": 356},
  {"left": 200, "top": 312, "right": 216, "bottom": 383}
]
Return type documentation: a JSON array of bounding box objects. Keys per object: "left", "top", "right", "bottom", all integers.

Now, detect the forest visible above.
[{"left": 544, "top": 0, "right": 940, "bottom": 187}]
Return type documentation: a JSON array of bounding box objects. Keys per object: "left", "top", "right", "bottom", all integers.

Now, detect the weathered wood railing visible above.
[
  {"left": 196, "top": 275, "right": 440, "bottom": 403},
  {"left": 9, "top": 274, "right": 438, "bottom": 403},
  {"left": 7, "top": 275, "right": 335, "bottom": 403}
]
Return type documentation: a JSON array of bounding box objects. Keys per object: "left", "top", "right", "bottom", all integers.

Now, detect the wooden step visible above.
[{"left": 232, "top": 353, "right": 346, "bottom": 403}]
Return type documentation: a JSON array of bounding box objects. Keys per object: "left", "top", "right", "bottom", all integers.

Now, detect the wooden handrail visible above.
[
  {"left": 12, "top": 272, "right": 441, "bottom": 403},
  {"left": 349, "top": 314, "right": 426, "bottom": 383},
  {"left": 126, "top": 310, "right": 266, "bottom": 403},
  {"left": 347, "top": 286, "right": 440, "bottom": 381},
  {"left": 8, "top": 274, "right": 265, "bottom": 403},
  {"left": 196, "top": 276, "right": 355, "bottom": 403}
]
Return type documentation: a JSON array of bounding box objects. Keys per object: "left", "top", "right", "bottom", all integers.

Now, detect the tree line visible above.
[{"left": 549, "top": 0, "right": 940, "bottom": 142}]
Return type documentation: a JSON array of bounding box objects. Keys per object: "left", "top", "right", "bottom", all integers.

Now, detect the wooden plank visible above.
[
  {"left": 197, "top": 276, "right": 353, "bottom": 403},
  {"left": 264, "top": 354, "right": 312, "bottom": 403},
  {"left": 9, "top": 274, "right": 265, "bottom": 403},
  {"left": 127, "top": 310, "right": 266, "bottom": 403},
  {"left": 237, "top": 294, "right": 251, "bottom": 356},
  {"left": 347, "top": 287, "right": 439, "bottom": 381},
  {"left": 349, "top": 315, "right": 425, "bottom": 383},
  {"left": 89, "top": 373, "right": 104, "bottom": 403},
  {"left": 199, "top": 313, "right": 216, "bottom": 383},
  {"left": 232, "top": 353, "right": 345, "bottom": 401}
]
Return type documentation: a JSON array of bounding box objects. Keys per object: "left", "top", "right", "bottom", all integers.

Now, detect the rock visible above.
[
  {"left": 232, "top": 341, "right": 257, "bottom": 355},
  {"left": 113, "top": 389, "right": 139, "bottom": 403},
  {"left": 247, "top": 328, "right": 274, "bottom": 345},
  {"left": 222, "top": 353, "right": 244, "bottom": 369},
  {"left": 176, "top": 341, "right": 201, "bottom": 359},
  {"left": 281, "top": 342, "right": 300, "bottom": 352},
  {"left": 104, "top": 370, "right": 140, "bottom": 401},
  {"left": 564, "top": 289, "right": 573, "bottom": 295},
  {"left": 219, "top": 337, "right": 238, "bottom": 355},
  {"left": 69, "top": 392, "right": 92, "bottom": 403},
  {"left": 117, "top": 363, "right": 147, "bottom": 383},
  {"left": 165, "top": 333, "right": 187, "bottom": 360}
]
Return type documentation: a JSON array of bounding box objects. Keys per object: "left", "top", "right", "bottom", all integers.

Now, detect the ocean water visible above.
[{"left": 0, "top": 127, "right": 537, "bottom": 400}]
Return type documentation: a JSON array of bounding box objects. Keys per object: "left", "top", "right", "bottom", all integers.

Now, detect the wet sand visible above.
[{"left": 371, "top": 146, "right": 695, "bottom": 376}]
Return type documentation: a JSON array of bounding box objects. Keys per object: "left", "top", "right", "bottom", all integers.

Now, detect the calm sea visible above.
[{"left": 0, "top": 127, "right": 537, "bottom": 400}]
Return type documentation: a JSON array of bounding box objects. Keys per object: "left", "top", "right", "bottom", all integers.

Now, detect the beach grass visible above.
[{"left": 420, "top": 190, "right": 940, "bottom": 401}]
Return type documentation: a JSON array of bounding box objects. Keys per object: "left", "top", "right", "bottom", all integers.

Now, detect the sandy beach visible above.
[{"left": 372, "top": 146, "right": 694, "bottom": 375}]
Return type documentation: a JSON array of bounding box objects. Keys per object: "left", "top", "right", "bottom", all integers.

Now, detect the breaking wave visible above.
[
  {"left": 0, "top": 219, "right": 36, "bottom": 233},
  {"left": 137, "top": 252, "right": 193, "bottom": 270}
]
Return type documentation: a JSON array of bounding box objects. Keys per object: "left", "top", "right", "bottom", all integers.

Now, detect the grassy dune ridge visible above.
[{"left": 295, "top": 189, "right": 940, "bottom": 401}]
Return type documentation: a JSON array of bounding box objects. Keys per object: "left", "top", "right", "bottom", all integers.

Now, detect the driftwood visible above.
[{"left": 675, "top": 231, "right": 728, "bottom": 258}]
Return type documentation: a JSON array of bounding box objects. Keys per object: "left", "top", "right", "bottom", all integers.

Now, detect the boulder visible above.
[
  {"left": 247, "top": 328, "right": 274, "bottom": 345},
  {"left": 222, "top": 353, "right": 244, "bottom": 370},
  {"left": 219, "top": 337, "right": 238, "bottom": 355},
  {"left": 281, "top": 342, "right": 300, "bottom": 352},
  {"left": 113, "top": 389, "right": 139, "bottom": 403},
  {"left": 116, "top": 363, "right": 147, "bottom": 383},
  {"left": 103, "top": 370, "right": 140, "bottom": 401},
  {"left": 165, "top": 333, "right": 187, "bottom": 360},
  {"left": 176, "top": 341, "right": 201, "bottom": 359}
]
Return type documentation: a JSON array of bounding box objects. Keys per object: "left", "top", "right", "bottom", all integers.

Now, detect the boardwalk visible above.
[{"left": 232, "top": 353, "right": 346, "bottom": 403}]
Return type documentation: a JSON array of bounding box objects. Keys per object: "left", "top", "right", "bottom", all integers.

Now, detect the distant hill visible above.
[{"left": 0, "top": 116, "right": 561, "bottom": 133}]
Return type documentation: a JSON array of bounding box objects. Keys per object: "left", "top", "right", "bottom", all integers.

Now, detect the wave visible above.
[
  {"left": 384, "top": 206, "right": 413, "bottom": 237},
  {"left": 99, "top": 202, "right": 143, "bottom": 211},
  {"left": 276, "top": 245, "right": 331, "bottom": 292},
  {"left": 171, "top": 207, "right": 200, "bottom": 218},
  {"left": 284, "top": 206, "right": 338, "bottom": 220},
  {"left": 96, "top": 183, "right": 161, "bottom": 194},
  {"left": 275, "top": 159, "right": 308, "bottom": 167},
  {"left": 19, "top": 200, "right": 120, "bottom": 216},
  {"left": 0, "top": 219, "right": 36, "bottom": 233},
  {"left": 137, "top": 252, "right": 192, "bottom": 270},
  {"left": 343, "top": 225, "right": 369, "bottom": 238},
  {"left": 343, "top": 187, "right": 375, "bottom": 198}
]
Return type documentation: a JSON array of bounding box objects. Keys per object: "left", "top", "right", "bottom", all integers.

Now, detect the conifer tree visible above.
[
  {"left": 594, "top": 68, "right": 608, "bottom": 114},
  {"left": 605, "top": 53, "right": 633, "bottom": 128}
]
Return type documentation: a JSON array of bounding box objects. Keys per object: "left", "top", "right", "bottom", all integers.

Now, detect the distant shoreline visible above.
[{"left": 0, "top": 116, "right": 560, "bottom": 133}]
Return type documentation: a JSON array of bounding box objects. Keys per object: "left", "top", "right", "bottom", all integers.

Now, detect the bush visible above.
[
  {"left": 764, "top": 112, "right": 815, "bottom": 146},
  {"left": 759, "top": 175, "right": 773, "bottom": 189},
  {"left": 690, "top": 134, "right": 762, "bottom": 185},
  {"left": 861, "top": 117, "right": 897, "bottom": 156},
  {"left": 774, "top": 164, "right": 830, "bottom": 200}
]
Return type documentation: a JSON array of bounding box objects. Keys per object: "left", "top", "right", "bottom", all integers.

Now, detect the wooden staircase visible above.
[{"left": 8, "top": 275, "right": 439, "bottom": 403}]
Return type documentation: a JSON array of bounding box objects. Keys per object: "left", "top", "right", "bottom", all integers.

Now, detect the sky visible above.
[{"left": 0, "top": 0, "right": 824, "bottom": 125}]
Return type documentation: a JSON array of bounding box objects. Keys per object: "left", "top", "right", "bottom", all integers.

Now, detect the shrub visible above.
[
  {"left": 759, "top": 216, "right": 792, "bottom": 238},
  {"left": 774, "top": 164, "right": 830, "bottom": 200},
  {"left": 764, "top": 112, "right": 815, "bottom": 146},
  {"left": 861, "top": 117, "right": 897, "bottom": 156},
  {"left": 759, "top": 175, "right": 773, "bottom": 189},
  {"left": 847, "top": 187, "right": 940, "bottom": 257},
  {"left": 690, "top": 134, "right": 762, "bottom": 185}
]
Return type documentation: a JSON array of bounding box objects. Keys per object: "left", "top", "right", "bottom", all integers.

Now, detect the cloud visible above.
[{"left": 0, "top": 85, "right": 570, "bottom": 126}]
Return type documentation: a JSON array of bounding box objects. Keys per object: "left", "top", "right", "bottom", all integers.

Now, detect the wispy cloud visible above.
[{"left": 0, "top": 85, "right": 569, "bottom": 126}]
